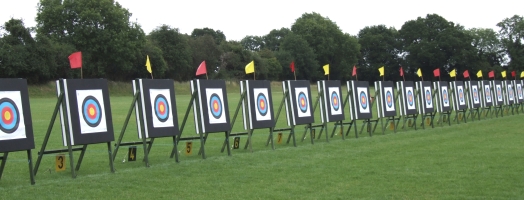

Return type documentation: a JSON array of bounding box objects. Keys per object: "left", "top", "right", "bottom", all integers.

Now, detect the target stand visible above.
[
  {"left": 0, "top": 79, "right": 36, "bottom": 185},
  {"left": 492, "top": 80, "right": 505, "bottom": 118},
  {"left": 397, "top": 81, "right": 419, "bottom": 130},
  {"left": 433, "top": 81, "right": 452, "bottom": 127},
  {"left": 502, "top": 80, "right": 516, "bottom": 116},
  {"left": 465, "top": 81, "right": 482, "bottom": 121},
  {"left": 112, "top": 79, "right": 180, "bottom": 167},
  {"left": 171, "top": 79, "right": 231, "bottom": 159},
  {"left": 480, "top": 80, "right": 495, "bottom": 119},
  {"left": 416, "top": 81, "right": 437, "bottom": 129},
  {"left": 514, "top": 80, "right": 523, "bottom": 114},
  {"left": 220, "top": 80, "right": 275, "bottom": 153},
  {"left": 34, "top": 79, "right": 115, "bottom": 178},
  {"left": 450, "top": 81, "right": 468, "bottom": 124},
  {"left": 347, "top": 81, "right": 378, "bottom": 137},
  {"left": 375, "top": 81, "right": 401, "bottom": 134}
]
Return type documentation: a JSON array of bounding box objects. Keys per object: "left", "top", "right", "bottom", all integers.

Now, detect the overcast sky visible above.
[{"left": 1, "top": 0, "right": 522, "bottom": 41}]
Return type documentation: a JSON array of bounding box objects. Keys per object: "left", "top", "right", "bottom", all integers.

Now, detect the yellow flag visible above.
[
  {"left": 521, "top": 71, "right": 524, "bottom": 78},
  {"left": 477, "top": 70, "right": 482, "bottom": 78},
  {"left": 245, "top": 60, "right": 255, "bottom": 74},
  {"left": 145, "top": 55, "right": 152, "bottom": 74},
  {"left": 417, "top": 68, "right": 422, "bottom": 77},
  {"left": 378, "top": 66, "right": 384, "bottom": 76},
  {"left": 449, "top": 69, "right": 456, "bottom": 77},
  {"left": 323, "top": 64, "right": 329, "bottom": 75},
  {"left": 501, "top": 70, "right": 506, "bottom": 78}
]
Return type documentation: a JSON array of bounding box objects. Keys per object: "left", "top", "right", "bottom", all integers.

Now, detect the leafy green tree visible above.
[
  {"left": 279, "top": 33, "right": 319, "bottom": 81},
  {"left": 191, "top": 27, "right": 226, "bottom": 45},
  {"left": 36, "top": 0, "right": 146, "bottom": 80},
  {"left": 148, "top": 25, "right": 192, "bottom": 81},
  {"left": 189, "top": 34, "right": 222, "bottom": 79},
  {"left": 497, "top": 15, "right": 524, "bottom": 71},
  {"left": 262, "top": 28, "right": 291, "bottom": 51},
  {"left": 465, "top": 28, "right": 506, "bottom": 73},
  {"left": 241, "top": 35, "right": 264, "bottom": 51}
]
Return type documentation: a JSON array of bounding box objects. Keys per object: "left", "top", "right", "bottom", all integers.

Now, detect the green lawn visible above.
[{"left": 1, "top": 82, "right": 523, "bottom": 199}]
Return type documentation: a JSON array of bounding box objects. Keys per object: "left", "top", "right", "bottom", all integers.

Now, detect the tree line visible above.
[{"left": 0, "top": 0, "right": 523, "bottom": 84}]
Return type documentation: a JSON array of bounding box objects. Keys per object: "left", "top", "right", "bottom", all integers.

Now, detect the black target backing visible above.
[
  {"left": 192, "top": 79, "right": 231, "bottom": 133},
  {"left": 434, "top": 81, "right": 451, "bottom": 112},
  {"left": 466, "top": 81, "right": 481, "bottom": 108},
  {"left": 398, "top": 81, "right": 418, "bottom": 115},
  {"left": 286, "top": 80, "right": 314, "bottom": 125},
  {"left": 242, "top": 80, "right": 275, "bottom": 129},
  {"left": 349, "top": 81, "right": 372, "bottom": 119},
  {"left": 481, "top": 80, "right": 493, "bottom": 107},
  {"left": 416, "top": 81, "right": 435, "bottom": 114},
  {"left": 319, "top": 80, "right": 345, "bottom": 122},
  {"left": 0, "top": 79, "right": 34, "bottom": 153},
  {"left": 492, "top": 80, "right": 504, "bottom": 106},
  {"left": 376, "top": 81, "right": 397, "bottom": 117},
  {"left": 451, "top": 81, "right": 468, "bottom": 111}
]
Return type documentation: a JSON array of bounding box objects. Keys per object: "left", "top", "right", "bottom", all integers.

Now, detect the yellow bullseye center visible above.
[
  {"left": 160, "top": 104, "right": 165, "bottom": 112},
  {"left": 334, "top": 98, "right": 337, "bottom": 104},
  {"left": 4, "top": 112, "right": 11, "bottom": 120},
  {"left": 260, "top": 101, "right": 265, "bottom": 108},
  {"left": 301, "top": 99, "right": 305, "bottom": 106},
  {"left": 89, "top": 107, "right": 95, "bottom": 116},
  {"left": 214, "top": 102, "right": 218, "bottom": 110}
]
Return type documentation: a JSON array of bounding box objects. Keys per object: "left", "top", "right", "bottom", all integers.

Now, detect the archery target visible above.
[
  {"left": 149, "top": 89, "right": 174, "bottom": 128},
  {"left": 458, "top": 86, "right": 465, "bottom": 105},
  {"left": 484, "top": 85, "right": 492, "bottom": 103},
  {"left": 295, "top": 87, "right": 311, "bottom": 117},
  {"left": 424, "top": 86, "right": 433, "bottom": 108},
  {"left": 472, "top": 85, "right": 480, "bottom": 104},
  {"left": 328, "top": 87, "right": 342, "bottom": 115},
  {"left": 253, "top": 88, "right": 272, "bottom": 121},
  {"left": 384, "top": 87, "right": 395, "bottom": 112},
  {"left": 406, "top": 87, "right": 415, "bottom": 110},
  {"left": 496, "top": 85, "right": 503, "bottom": 102},
  {"left": 441, "top": 86, "right": 450, "bottom": 107},
  {"left": 357, "top": 87, "right": 370, "bottom": 113},
  {"left": 206, "top": 88, "right": 226, "bottom": 124},
  {"left": 0, "top": 91, "right": 26, "bottom": 141},
  {"left": 508, "top": 84, "right": 514, "bottom": 101},
  {"left": 76, "top": 89, "right": 107, "bottom": 134},
  {"left": 517, "top": 84, "right": 523, "bottom": 100}
]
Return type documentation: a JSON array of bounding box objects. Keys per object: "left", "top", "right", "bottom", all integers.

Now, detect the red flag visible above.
[
  {"left": 195, "top": 61, "right": 207, "bottom": 76},
  {"left": 511, "top": 71, "right": 516, "bottom": 77},
  {"left": 68, "top": 52, "right": 82, "bottom": 69},
  {"left": 433, "top": 68, "right": 440, "bottom": 77},
  {"left": 463, "top": 70, "right": 469, "bottom": 78},
  {"left": 488, "top": 70, "right": 495, "bottom": 78},
  {"left": 399, "top": 66, "right": 404, "bottom": 77},
  {"left": 290, "top": 61, "right": 295, "bottom": 72},
  {"left": 352, "top": 65, "right": 357, "bottom": 76}
]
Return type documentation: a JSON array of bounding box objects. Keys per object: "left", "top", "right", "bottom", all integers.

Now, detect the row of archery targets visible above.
[{"left": 1, "top": 78, "right": 523, "bottom": 185}]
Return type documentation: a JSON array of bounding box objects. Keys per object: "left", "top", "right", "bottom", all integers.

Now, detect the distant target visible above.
[
  {"left": 209, "top": 93, "right": 223, "bottom": 119},
  {"left": 509, "top": 88, "right": 514, "bottom": 99},
  {"left": 407, "top": 90, "right": 414, "bottom": 106},
  {"left": 485, "top": 87, "right": 491, "bottom": 101},
  {"left": 496, "top": 86, "right": 502, "bottom": 100},
  {"left": 459, "top": 88, "right": 464, "bottom": 103},
  {"left": 473, "top": 87, "right": 479, "bottom": 102},
  {"left": 360, "top": 91, "right": 368, "bottom": 109},
  {"left": 82, "top": 96, "right": 102, "bottom": 127},
  {"left": 425, "top": 90, "right": 432, "bottom": 106},
  {"left": 0, "top": 98, "right": 20, "bottom": 133},
  {"left": 154, "top": 94, "right": 170, "bottom": 122},
  {"left": 297, "top": 92, "right": 308, "bottom": 113},
  {"left": 518, "top": 85, "right": 522, "bottom": 98},
  {"left": 443, "top": 89, "right": 449, "bottom": 104},
  {"left": 386, "top": 91, "right": 393, "bottom": 108},
  {"left": 256, "top": 93, "right": 268, "bottom": 116},
  {"left": 330, "top": 91, "right": 340, "bottom": 111}
]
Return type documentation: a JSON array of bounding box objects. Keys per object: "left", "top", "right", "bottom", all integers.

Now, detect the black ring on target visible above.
[
  {"left": 407, "top": 90, "right": 414, "bottom": 106},
  {"left": 459, "top": 88, "right": 464, "bottom": 102},
  {"left": 485, "top": 87, "right": 491, "bottom": 101},
  {"left": 82, "top": 96, "right": 102, "bottom": 127},
  {"left": 209, "top": 93, "right": 223, "bottom": 119},
  {"left": 443, "top": 89, "right": 449, "bottom": 104},
  {"left": 0, "top": 98, "right": 20, "bottom": 133},
  {"left": 360, "top": 91, "right": 368, "bottom": 109},
  {"left": 297, "top": 92, "right": 308, "bottom": 113},
  {"left": 425, "top": 90, "right": 432, "bottom": 106},
  {"left": 386, "top": 91, "right": 393, "bottom": 108},
  {"left": 256, "top": 93, "right": 268, "bottom": 116},
  {"left": 331, "top": 91, "right": 340, "bottom": 111},
  {"left": 154, "top": 94, "right": 170, "bottom": 122},
  {"left": 473, "top": 87, "right": 478, "bottom": 102}
]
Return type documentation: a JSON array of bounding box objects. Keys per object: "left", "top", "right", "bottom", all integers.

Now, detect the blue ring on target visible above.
[
  {"left": 509, "top": 89, "right": 514, "bottom": 99},
  {"left": 459, "top": 88, "right": 464, "bottom": 102},
  {"left": 386, "top": 91, "right": 393, "bottom": 108},
  {"left": 82, "top": 96, "right": 102, "bottom": 127},
  {"left": 425, "top": 90, "right": 432, "bottom": 106},
  {"left": 297, "top": 92, "right": 308, "bottom": 113},
  {"left": 154, "top": 94, "right": 170, "bottom": 122},
  {"left": 497, "top": 87, "right": 502, "bottom": 100},
  {"left": 331, "top": 91, "right": 340, "bottom": 111},
  {"left": 0, "top": 98, "right": 20, "bottom": 133},
  {"left": 518, "top": 85, "right": 522, "bottom": 98},
  {"left": 256, "top": 93, "right": 268, "bottom": 116},
  {"left": 443, "top": 89, "right": 449, "bottom": 104},
  {"left": 360, "top": 91, "right": 368, "bottom": 109},
  {"left": 485, "top": 87, "right": 491, "bottom": 101},
  {"left": 473, "top": 87, "right": 479, "bottom": 102},
  {"left": 209, "top": 93, "right": 223, "bottom": 119},
  {"left": 407, "top": 90, "right": 414, "bottom": 106}
]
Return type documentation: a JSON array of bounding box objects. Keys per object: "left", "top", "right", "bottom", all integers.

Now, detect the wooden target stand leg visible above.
[
  {"left": 112, "top": 91, "right": 157, "bottom": 167},
  {"left": 381, "top": 116, "right": 400, "bottom": 134},
  {"left": 266, "top": 90, "right": 296, "bottom": 147},
  {"left": 330, "top": 121, "right": 345, "bottom": 140},
  {"left": 453, "top": 109, "right": 468, "bottom": 124},
  {"left": 0, "top": 151, "right": 35, "bottom": 185},
  {"left": 34, "top": 92, "right": 115, "bottom": 179},
  {"left": 401, "top": 114, "right": 418, "bottom": 130}
]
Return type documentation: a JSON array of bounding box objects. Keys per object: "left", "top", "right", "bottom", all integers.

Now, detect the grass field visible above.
[{"left": 1, "top": 81, "right": 524, "bottom": 199}]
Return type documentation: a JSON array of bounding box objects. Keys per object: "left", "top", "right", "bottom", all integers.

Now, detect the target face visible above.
[
  {"left": 384, "top": 87, "right": 395, "bottom": 112},
  {"left": 406, "top": 87, "right": 415, "bottom": 110},
  {"left": 424, "top": 86, "right": 432, "bottom": 108},
  {"left": 357, "top": 87, "right": 370, "bottom": 113},
  {"left": 206, "top": 88, "right": 226, "bottom": 124},
  {"left": 0, "top": 91, "right": 26, "bottom": 141},
  {"left": 149, "top": 89, "right": 174, "bottom": 128},
  {"left": 484, "top": 85, "right": 492, "bottom": 103},
  {"left": 76, "top": 89, "right": 107, "bottom": 134},
  {"left": 472, "top": 85, "right": 480, "bottom": 104},
  {"left": 458, "top": 86, "right": 465, "bottom": 105},
  {"left": 328, "top": 87, "right": 342, "bottom": 115},
  {"left": 253, "top": 88, "right": 272, "bottom": 121},
  {"left": 295, "top": 87, "right": 311, "bottom": 117},
  {"left": 442, "top": 87, "right": 449, "bottom": 107},
  {"left": 517, "top": 84, "right": 523, "bottom": 99},
  {"left": 496, "top": 85, "right": 502, "bottom": 102},
  {"left": 508, "top": 85, "right": 514, "bottom": 101}
]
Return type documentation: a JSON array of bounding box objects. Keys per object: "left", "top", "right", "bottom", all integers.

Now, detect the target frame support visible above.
[
  {"left": 449, "top": 81, "right": 469, "bottom": 124},
  {"left": 266, "top": 86, "right": 297, "bottom": 147},
  {"left": 375, "top": 81, "right": 401, "bottom": 134},
  {"left": 396, "top": 81, "right": 419, "bottom": 131}
]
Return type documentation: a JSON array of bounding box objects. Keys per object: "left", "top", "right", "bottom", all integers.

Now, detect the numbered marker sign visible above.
[
  {"left": 55, "top": 154, "right": 66, "bottom": 172},
  {"left": 185, "top": 142, "right": 192, "bottom": 155}
]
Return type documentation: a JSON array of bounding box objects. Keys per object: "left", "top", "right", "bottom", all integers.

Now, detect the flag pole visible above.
[
  {"left": 356, "top": 73, "right": 358, "bottom": 81},
  {"left": 151, "top": 73, "right": 153, "bottom": 79},
  {"left": 294, "top": 71, "right": 296, "bottom": 80},
  {"left": 206, "top": 72, "right": 208, "bottom": 80},
  {"left": 81, "top": 68, "right": 83, "bottom": 79},
  {"left": 254, "top": 71, "right": 256, "bottom": 80}
]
